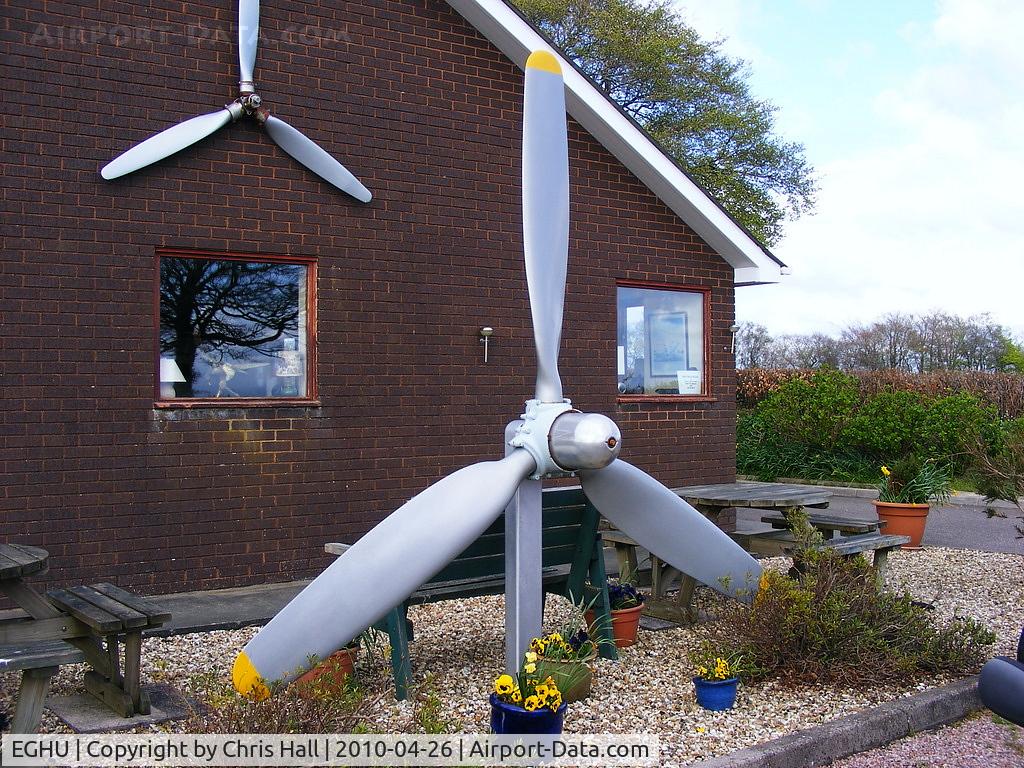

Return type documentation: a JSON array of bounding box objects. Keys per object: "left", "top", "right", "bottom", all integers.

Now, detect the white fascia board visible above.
[{"left": 446, "top": 0, "right": 786, "bottom": 285}]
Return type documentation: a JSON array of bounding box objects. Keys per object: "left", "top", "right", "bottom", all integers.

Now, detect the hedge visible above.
[
  {"left": 737, "top": 368, "right": 1010, "bottom": 483},
  {"left": 737, "top": 368, "right": 1024, "bottom": 419}
]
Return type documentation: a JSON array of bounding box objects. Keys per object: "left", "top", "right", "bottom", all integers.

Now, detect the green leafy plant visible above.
[
  {"left": 878, "top": 457, "right": 952, "bottom": 505},
  {"left": 413, "top": 674, "right": 460, "bottom": 733},
  {"left": 969, "top": 420, "right": 1024, "bottom": 537},
  {"left": 704, "top": 550, "right": 995, "bottom": 687}
]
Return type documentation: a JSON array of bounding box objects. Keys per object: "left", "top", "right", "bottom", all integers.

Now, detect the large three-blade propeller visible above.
[
  {"left": 101, "top": 0, "right": 371, "bottom": 203},
  {"left": 233, "top": 51, "right": 761, "bottom": 697}
]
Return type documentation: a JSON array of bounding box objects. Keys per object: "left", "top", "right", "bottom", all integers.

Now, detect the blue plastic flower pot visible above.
[
  {"left": 489, "top": 693, "right": 566, "bottom": 734},
  {"left": 693, "top": 677, "right": 739, "bottom": 711}
]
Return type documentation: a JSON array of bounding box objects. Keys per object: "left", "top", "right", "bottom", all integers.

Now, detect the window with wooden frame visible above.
[
  {"left": 616, "top": 282, "right": 709, "bottom": 398},
  {"left": 156, "top": 249, "right": 316, "bottom": 405}
]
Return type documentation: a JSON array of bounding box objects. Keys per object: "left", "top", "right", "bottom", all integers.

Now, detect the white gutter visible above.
[{"left": 446, "top": 0, "right": 786, "bottom": 285}]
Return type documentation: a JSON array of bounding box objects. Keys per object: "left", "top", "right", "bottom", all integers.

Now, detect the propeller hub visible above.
[
  {"left": 241, "top": 93, "right": 263, "bottom": 114},
  {"left": 549, "top": 411, "right": 622, "bottom": 471},
  {"left": 509, "top": 400, "right": 621, "bottom": 478}
]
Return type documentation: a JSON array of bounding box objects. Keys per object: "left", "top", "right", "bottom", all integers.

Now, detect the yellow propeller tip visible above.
[
  {"left": 232, "top": 651, "right": 270, "bottom": 700},
  {"left": 526, "top": 50, "right": 561, "bottom": 74}
]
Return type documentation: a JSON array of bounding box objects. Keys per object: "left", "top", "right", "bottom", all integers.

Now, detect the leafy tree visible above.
[
  {"left": 734, "top": 321, "right": 772, "bottom": 368},
  {"left": 514, "top": 0, "right": 817, "bottom": 245}
]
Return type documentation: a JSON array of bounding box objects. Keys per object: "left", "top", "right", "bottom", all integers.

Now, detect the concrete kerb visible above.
[{"left": 693, "top": 676, "right": 982, "bottom": 768}]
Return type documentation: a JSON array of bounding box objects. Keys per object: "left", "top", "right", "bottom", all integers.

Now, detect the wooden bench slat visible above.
[
  {"left": 0, "top": 547, "right": 38, "bottom": 568},
  {"left": 0, "top": 641, "right": 86, "bottom": 672},
  {"left": 0, "top": 553, "right": 26, "bottom": 580},
  {"left": 88, "top": 583, "right": 171, "bottom": 626},
  {"left": 67, "top": 586, "right": 149, "bottom": 629},
  {"left": 822, "top": 533, "right": 910, "bottom": 556},
  {"left": 47, "top": 589, "right": 125, "bottom": 633}
]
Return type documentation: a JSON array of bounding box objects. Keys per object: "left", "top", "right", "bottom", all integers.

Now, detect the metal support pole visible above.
[{"left": 504, "top": 420, "right": 543, "bottom": 673}]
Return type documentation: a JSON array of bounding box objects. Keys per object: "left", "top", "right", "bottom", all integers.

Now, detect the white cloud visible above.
[{"left": 738, "top": 0, "right": 1024, "bottom": 338}]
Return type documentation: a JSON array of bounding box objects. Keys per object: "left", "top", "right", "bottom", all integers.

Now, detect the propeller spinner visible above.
[
  {"left": 101, "top": 0, "right": 371, "bottom": 203},
  {"left": 232, "top": 50, "right": 761, "bottom": 697}
]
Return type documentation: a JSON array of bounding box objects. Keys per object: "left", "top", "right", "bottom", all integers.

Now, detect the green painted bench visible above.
[{"left": 325, "top": 486, "right": 617, "bottom": 700}]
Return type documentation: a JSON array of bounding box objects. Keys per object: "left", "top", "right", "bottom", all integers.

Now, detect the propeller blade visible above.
[
  {"left": 233, "top": 449, "right": 537, "bottom": 696},
  {"left": 238, "top": 0, "right": 260, "bottom": 87},
  {"left": 522, "top": 50, "right": 569, "bottom": 403},
  {"left": 100, "top": 108, "right": 234, "bottom": 180},
  {"left": 581, "top": 460, "right": 762, "bottom": 601},
  {"left": 262, "top": 114, "right": 372, "bottom": 203}
]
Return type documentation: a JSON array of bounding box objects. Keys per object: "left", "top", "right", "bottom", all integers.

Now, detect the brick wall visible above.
[{"left": 0, "top": 0, "right": 737, "bottom": 594}]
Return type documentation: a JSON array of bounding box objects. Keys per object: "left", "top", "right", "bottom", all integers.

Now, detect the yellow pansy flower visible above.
[
  {"left": 524, "top": 695, "right": 542, "bottom": 711},
  {"left": 524, "top": 662, "right": 536, "bottom": 674},
  {"left": 494, "top": 674, "right": 515, "bottom": 695},
  {"left": 524, "top": 651, "right": 538, "bottom": 664},
  {"left": 511, "top": 689, "right": 522, "bottom": 704}
]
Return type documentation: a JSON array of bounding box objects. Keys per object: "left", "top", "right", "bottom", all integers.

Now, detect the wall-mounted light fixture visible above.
[
  {"left": 729, "top": 323, "right": 741, "bottom": 355},
  {"left": 479, "top": 327, "right": 494, "bottom": 363}
]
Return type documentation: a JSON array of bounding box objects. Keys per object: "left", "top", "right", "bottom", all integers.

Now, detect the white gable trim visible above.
[{"left": 446, "top": 0, "right": 786, "bottom": 285}]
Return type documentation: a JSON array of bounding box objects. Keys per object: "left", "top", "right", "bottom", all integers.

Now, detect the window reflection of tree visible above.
[{"left": 160, "top": 258, "right": 301, "bottom": 397}]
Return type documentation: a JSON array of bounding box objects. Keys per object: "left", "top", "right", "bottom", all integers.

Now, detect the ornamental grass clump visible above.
[
  {"left": 706, "top": 546, "right": 995, "bottom": 688},
  {"left": 877, "top": 457, "right": 952, "bottom": 505}
]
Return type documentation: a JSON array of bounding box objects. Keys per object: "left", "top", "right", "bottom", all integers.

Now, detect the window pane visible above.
[
  {"left": 616, "top": 286, "right": 704, "bottom": 395},
  {"left": 159, "top": 257, "right": 309, "bottom": 399}
]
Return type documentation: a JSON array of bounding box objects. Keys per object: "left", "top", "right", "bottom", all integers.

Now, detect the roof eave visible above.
[{"left": 445, "top": 0, "right": 787, "bottom": 286}]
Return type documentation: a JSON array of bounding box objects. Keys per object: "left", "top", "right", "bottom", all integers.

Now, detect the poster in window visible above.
[{"left": 648, "top": 311, "right": 688, "bottom": 377}]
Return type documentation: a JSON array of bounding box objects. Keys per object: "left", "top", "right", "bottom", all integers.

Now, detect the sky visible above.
[{"left": 675, "top": 0, "right": 1024, "bottom": 339}]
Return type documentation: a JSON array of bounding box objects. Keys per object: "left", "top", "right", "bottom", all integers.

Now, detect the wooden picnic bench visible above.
[
  {"left": 602, "top": 482, "right": 834, "bottom": 624},
  {"left": 734, "top": 511, "right": 910, "bottom": 586},
  {"left": 0, "top": 543, "right": 170, "bottom": 732},
  {"left": 325, "top": 486, "right": 616, "bottom": 700}
]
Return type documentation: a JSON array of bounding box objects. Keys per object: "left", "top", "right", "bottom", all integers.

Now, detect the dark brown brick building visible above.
[{"left": 0, "top": 0, "right": 783, "bottom": 595}]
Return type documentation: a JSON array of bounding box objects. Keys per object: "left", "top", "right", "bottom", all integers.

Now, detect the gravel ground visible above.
[{"left": 2, "top": 547, "right": 1022, "bottom": 767}]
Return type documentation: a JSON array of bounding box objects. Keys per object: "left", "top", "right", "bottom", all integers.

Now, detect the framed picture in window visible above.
[{"left": 647, "top": 311, "right": 689, "bottom": 377}]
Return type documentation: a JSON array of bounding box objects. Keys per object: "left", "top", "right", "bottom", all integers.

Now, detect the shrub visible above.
[
  {"left": 737, "top": 410, "right": 876, "bottom": 483},
  {"left": 185, "top": 670, "right": 373, "bottom": 733},
  {"left": 705, "top": 547, "right": 996, "bottom": 687},
  {"left": 755, "top": 368, "right": 860, "bottom": 450},
  {"left": 843, "top": 391, "right": 927, "bottom": 458},
  {"left": 919, "top": 393, "right": 1002, "bottom": 473},
  {"left": 739, "top": 368, "right": 1024, "bottom": 420}
]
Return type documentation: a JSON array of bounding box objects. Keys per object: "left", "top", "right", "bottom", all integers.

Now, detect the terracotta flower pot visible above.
[
  {"left": 535, "top": 648, "right": 597, "bottom": 703},
  {"left": 587, "top": 604, "right": 644, "bottom": 648},
  {"left": 874, "top": 501, "right": 930, "bottom": 549},
  {"left": 294, "top": 645, "right": 359, "bottom": 698}
]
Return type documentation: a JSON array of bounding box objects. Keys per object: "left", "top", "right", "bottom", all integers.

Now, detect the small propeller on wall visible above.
[
  {"left": 101, "top": 0, "right": 371, "bottom": 203},
  {"left": 232, "top": 50, "right": 762, "bottom": 698}
]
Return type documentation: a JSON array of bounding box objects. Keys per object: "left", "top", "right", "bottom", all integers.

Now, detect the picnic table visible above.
[
  {"left": 760, "top": 510, "right": 880, "bottom": 539},
  {"left": 740, "top": 511, "right": 908, "bottom": 586},
  {"left": 602, "top": 482, "right": 833, "bottom": 623},
  {"left": 0, "top": 543, "right": 169, "bottom": 732}
]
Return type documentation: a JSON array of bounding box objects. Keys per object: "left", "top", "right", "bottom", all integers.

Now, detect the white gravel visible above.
[{"left": 2, "top": 547, "right": 1022, "bottom": 767}]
